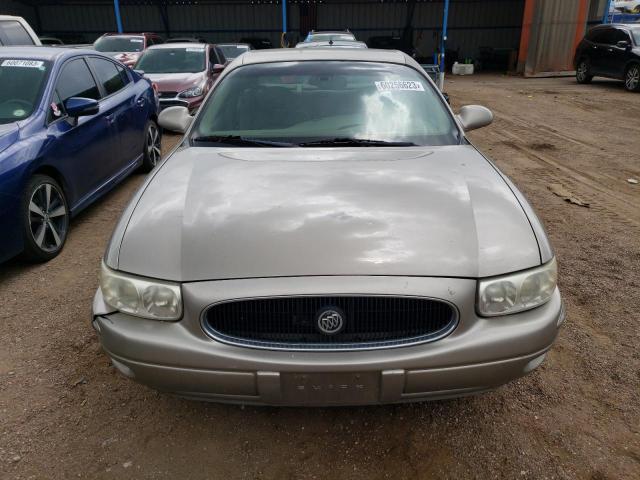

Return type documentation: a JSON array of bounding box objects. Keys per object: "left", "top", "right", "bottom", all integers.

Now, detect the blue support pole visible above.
[
  {"left": 438, "top": 0, "right": 450, "bottom": 90},
  {"left": 280, "top": 0, "right": 288, "bottom": 47},
  {"left": 114, "top": 0, "right": 123, "bottom": 33},
  {"left": 282, "top": 0, "right": 287, "bottom": 34},
  {"left": 603, "top": 0, "right": 613, "bottom": 23}
]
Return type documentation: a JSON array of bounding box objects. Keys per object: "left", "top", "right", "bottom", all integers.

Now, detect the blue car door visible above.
[
  {"left": 45, "top": 57, "right": 116, "bottom": 210},
  {"left": 87, "top": 56, "right": 146, "bottom": 167}
]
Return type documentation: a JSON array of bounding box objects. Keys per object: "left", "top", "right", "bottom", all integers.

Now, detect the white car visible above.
[
  {"left": 614, "top": 0, "right": 640, "bottom": 13},
  {"left": 0, "top": 15, "right": 41, "bottom": 46}
]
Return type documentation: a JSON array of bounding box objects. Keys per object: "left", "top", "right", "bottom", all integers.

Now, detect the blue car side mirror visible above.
[{"left": 64, "top": 97, "right": 99, "bottom": 117}]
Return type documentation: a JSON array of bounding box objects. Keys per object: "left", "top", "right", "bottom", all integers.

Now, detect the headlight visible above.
[
  {"left": 100, "top": 262, "right": 182, "bottom": 321},
  {"left": 477, "top": 258, "right": 557, "bottom": 317},
  {"left": 178, "top": 86, "right": 203, "bottom": 98}
]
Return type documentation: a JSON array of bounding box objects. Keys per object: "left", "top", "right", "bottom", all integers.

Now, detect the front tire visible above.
[
  {"left": 624, "top": 64, "right": 640, "bottom": 92},
  {"left": 140, "top": 120, "right": 162, "bottom": 172},
  {"left": 576, "top": 60, "right": 593, "bottom": 84},
  {"left": 21, "top": 175, "right": 69, "bottom": 263}
]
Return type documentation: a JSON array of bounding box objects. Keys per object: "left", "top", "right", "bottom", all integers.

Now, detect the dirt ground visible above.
[{"left": 1, "top": 74, "right": 639, "bottom": 480}]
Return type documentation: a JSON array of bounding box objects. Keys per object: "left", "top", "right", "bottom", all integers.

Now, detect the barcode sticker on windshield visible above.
[
  {"left": 375, "top": 80, "right": 424, "bottom": 92},
  {"left": 131, "top": 39, "right": 144, "bottom": 43},
  {"left": 186, "top": 48, "right": 203, "bottom": 52},
  {"left": 2, "top": 59, "right": 44, "bottom": 68}
]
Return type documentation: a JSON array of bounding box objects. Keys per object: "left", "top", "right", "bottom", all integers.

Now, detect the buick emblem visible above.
[{"left": 316, "top": 307, "right": 345, "bottom": 335}]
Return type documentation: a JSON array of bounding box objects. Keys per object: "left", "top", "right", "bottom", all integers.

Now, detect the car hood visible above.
[
  {"left": 114, "top": 146, "right": 541, "bottom": 282},
  {"left": 0, "top": 122, "right": 20, "bottom": 155},
  {"left": 144, "top": 72, "right": 205, "bottom": 92}
]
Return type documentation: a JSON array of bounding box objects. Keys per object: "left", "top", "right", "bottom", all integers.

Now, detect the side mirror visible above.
[
  {"left": 211, "top": 63, "right": 225, "bottom": 74},
  {"left": 134, "top": 69, "right": 145, "bottom": 77},
  {"left": 456, "top": 105, "right": 493, "bottom": 132},
  {"left": 158, "top": 106, "right": 193, "bottom": 134},
  {"left": 616, "top": 40, "right": 631, "bottom": 50},
  {"left": 64, "top": 97, "right": 99, "bottom": 117}
]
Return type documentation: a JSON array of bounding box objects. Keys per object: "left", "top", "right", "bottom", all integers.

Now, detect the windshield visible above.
[
  {"left": 192, "top": 61, "right": 459, "bottom": 147},
  {"left": 0, "top": 59, "right": 50, "bottom": 125},
  {"left": 217, "top": 44, "right": 250, "bottom": 60},
  {"left": 94, "top": 36, "right": 144, "bottom": 52},
  {"left": 308, "top": 33, "right": 356, "bottom": 42},
  {"left": 136, "top": 48, "right": 206, "bottom": 73}
]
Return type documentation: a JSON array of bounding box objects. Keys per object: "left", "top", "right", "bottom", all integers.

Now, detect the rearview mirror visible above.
[
  {"left": 616, "top": 40, "right": 631, "bottom": 50},
  {"left": 158, "top": 106, "right": 193, "bottom": 134},
  {"left": 64, "top": 97, "right": 99, "bottom": 117},
  {"left": 456, "top": 105, "right": 493, "bottom": 132}
]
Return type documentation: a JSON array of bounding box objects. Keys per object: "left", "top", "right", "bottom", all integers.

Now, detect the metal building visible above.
[{"left": 3, "top": 0, "right": 611, "bottom": 75}]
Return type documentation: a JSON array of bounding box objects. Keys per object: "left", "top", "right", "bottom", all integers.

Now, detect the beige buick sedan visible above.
[{"left": 93, "top": 48, "right": 564, "bottom": 406}]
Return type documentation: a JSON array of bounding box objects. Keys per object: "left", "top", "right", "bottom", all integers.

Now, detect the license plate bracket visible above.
[{"left": 281, "top": 372, "right": 380, "bottom": 405}]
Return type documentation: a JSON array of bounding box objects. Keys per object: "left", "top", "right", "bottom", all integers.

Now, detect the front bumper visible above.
[{"left": 93, "top": 276, "right": 564, "bottom": 406}]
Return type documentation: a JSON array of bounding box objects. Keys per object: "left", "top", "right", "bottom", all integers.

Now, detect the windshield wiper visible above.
[
  {"left": 191, "top": 135, "right": 296, "bottom": 147},
  {"left": 298, "top": 137, "right": 417, "bottom": 147}
]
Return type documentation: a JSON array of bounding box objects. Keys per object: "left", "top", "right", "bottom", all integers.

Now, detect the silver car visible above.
[{"left": 93, "top": 49, "right": 564, "bottom": 406}]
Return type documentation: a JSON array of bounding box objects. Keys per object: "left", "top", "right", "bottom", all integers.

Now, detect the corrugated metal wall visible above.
[
  {"left": 316, "top": 1, "right": 525, "bottom": 59},
  {"left": 521, "top": 0, "right": 606, "bottom": 75},
  {"left": 5, "top": 0, "right": 524, "bottom": 56},
  {"left": 2, "top": 0, "right": 37, "bottom": 26},
  {"left": 3, "top": 0, "right": 610, "bottom": 74},
  {"left": 30, "top": 1, "right": 284, "bottom": 44}
]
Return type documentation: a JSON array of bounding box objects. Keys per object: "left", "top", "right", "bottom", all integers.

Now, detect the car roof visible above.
[
  {"left": 240, "top": 48, "right": 408, "bottom": 65},
  {"left": 310, "top": 30, "right": 352, "bottom": 34},
  {"left": 99, "top": 33, "right": 151, "bottom": 37},
  {"left": 166, "top": 37, "right": 205, "bottom": 42},
  {"left": 592, "top": 23, "right": 640, "bottom": 30},
  {"left": 0, "top": 46, "right": 98, "bottom": 61},
  {"left": 148, "top": 43, "right": 207, "bottom": 49},
  {"left": 296, "top": 40, "right": 367, "bottom": 49}
]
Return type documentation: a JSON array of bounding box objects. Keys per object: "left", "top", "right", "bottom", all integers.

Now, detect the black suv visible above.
[{"left": 574, "top": 23, "right": 640, "bottom": 92}]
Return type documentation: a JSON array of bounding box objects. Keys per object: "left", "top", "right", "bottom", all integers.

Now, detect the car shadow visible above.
[{"left": 585, "top": 78, "right": 630, "bottom": 92}]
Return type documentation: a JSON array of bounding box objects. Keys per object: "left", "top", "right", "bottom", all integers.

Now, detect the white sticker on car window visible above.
[
  {"left": 1, "top": 59, "right": 45, "bottom": 68},
  {"left": 131, "top": 38, "right": 144, "bottom": 43},
  {"left": 186, "top": 48, "right": 203, "bottom": 52},
  {"left": 375, "top": 80, "right": 424, "bottom": 92}
]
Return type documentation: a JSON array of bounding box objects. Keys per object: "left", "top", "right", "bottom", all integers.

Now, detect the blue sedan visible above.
[{"left": 0, "top": 47, "right": 160, "bottom": 263}]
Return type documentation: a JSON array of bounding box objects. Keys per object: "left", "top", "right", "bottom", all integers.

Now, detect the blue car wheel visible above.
[
  {"left": 21, "top": 175, "right": 69, "bottom": 262},
  {"left": 141, "top": 120, "right": 162, "bottom": 172}
]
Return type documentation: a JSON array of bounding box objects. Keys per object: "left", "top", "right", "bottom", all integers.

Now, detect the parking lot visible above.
[{"left": 0, "top": 73, "right": 638, "bottom": 479}]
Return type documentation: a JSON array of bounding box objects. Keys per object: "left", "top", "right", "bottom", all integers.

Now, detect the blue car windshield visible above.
[
  {"left": 192, "top": 61, "right": 459, "bottom": 146},
  {"left": 0, "top": 59, "right": 50, "bottom": 125}
]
